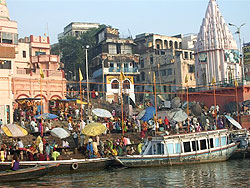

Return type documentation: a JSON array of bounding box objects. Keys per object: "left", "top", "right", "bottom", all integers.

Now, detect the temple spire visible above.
[{"left": 0, "top": 0, "right": 10, "bottom": 20}]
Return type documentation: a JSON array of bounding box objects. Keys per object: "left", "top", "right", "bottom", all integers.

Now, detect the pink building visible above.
[{"left": 0, "top": 0, "right": 66, "bottom": 123}]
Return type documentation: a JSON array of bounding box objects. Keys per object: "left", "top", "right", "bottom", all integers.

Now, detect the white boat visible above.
[{"left": 116, "top": 129, "right": 238, "bottom": 167}]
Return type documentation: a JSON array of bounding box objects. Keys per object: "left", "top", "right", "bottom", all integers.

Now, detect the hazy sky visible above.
[{"left": 7, "top": 0, "right": 250, "bottom": 46}]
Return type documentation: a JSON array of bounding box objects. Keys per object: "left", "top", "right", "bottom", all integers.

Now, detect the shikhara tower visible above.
[
  {"left": 0, "top": 0, "right": 10, "bottom": 20},
  {"left": 195, "top": 0, "right": 241, "bottom": 86}
]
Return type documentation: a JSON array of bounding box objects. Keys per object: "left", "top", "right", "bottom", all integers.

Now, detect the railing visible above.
[
  {"left": 31, "top": 55, "right": 59, "bottom": 63},
  {"left": 108, "top": 67, "right": 139, "bottom": 73},
  {"left": 16, "top": 68, "right": 63, "bottom": 78}
]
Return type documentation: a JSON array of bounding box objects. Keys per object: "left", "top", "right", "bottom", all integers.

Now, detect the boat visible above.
[
  {"left": 115, "top": 129, "right": 238, "bottom": 167},
  {"left": 0, "top": 158, "right": 114, "bottom": 173},
  {"left": 0, "top": 164, "right": 59, "bottom": 182}
]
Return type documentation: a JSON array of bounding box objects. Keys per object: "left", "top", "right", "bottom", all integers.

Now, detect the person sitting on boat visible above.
[
  {"left": 52, "top": 150, "right": 60, "bottom": 161},
  {"left": 87, "top": 141, "right": 94, "bottom": 159},
  {"left": 11, "top": 153, "right": 20, "bottom": 171}
]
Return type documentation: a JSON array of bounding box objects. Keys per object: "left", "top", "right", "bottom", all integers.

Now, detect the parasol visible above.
[
  {"left": 225, "top": 115, "right": 242, "bottom": 129},
  {"left": 172, "top": 109, "right": 188, "bottom": 122},
  {"left": 92, "top": 108, "right": 112, "bottom": 118},
  {"left": 51, "top": 128, "right": 70, "bottom": 139},
  {"left": 2, "top": 124, "right": 28, "bottom": 137},
  {"left": 34, "top": 113, "right": 58, "bottom": 120},
  {"left": 82, "top": 122, "right": 107, "bottom": 136}
]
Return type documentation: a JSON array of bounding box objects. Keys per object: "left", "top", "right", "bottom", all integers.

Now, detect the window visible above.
[
  {"left": 192, "top": 141, "right": 199, "bottom": 151},
  {"left": 22, "top": 51, "right": 26, "bottom": 58},
  {"left": 117, "top": 44, "right": 121, "bottom": 54},
  {"left": 141, "top": 72, "right": 145, "bottom": 81},
  {"left": 109, "top": 44, "right": 117, "bottom": 54},
  {"left": 179, "top": 42, "right": 182, "bottom": 49},
  {"left": 190, "top": 52, "right": 193, "bottom": 59},
  {"left": 111, "top": 80, "right": 119, "bottom": 89},
  {"left": 123, "top": 80, "right": 130, "bottom": 89},
  {"left": 2, "top": 32, "right": 13, "bottom": 44},
  {"left": 175, "top": 143, "right": 181, "bottom": 154},
  {"left": 169, "top": 41, "right": 173, "bottom": 48},
  {"left": 140, "top": 59, "right": 144, "bottom": 68},
  {"left": 174, "top": 41, "right": 178, "bottom": 49},
  {"left": 188, "top": 65, "right": 195, "bottom": 73},
  {"left": 150, "top": 56, "right": 154, "bottom": 64},
  {"left": 200, "top": 139, "right": 207, "bottom": 150},
  {"left": 167, "top": 69, "right": 172, "bottom": 76},
  {"left": 215, "top": 138, "right": 220, "bottom": 147},
  {"left": 183, "top": 142, "right": 191, "bottom": 153},
  {"left": 161, "top": 50, "right": 165, "bottom": 55},
  {"left": 161, "top": 69, "right": 166, "bottom": 76},
  {"left": 35, "top": 51, "right": 46, "bottom": 56},
  {"left": 167, "top": 143, "right": 174, "bottom": 154},
  {"left": 208, "top": 138, "right": 214, "bottom": 148},
  {"left": 164, "top": 86, "right": 167, "bottom": 92},
  {"left": 136, "top": 75, "right": 140, "bottom": 82},
  {"left": 184, "top": 52, "right": 189, "bottom": 59},
  {"left": 221, "top": 136, "right": 227, "bottom": 146},
  {"left": 121, "top": 45, "right": 132, "bottom": 54},
  {"left": 0, "top": 60, "right": 11, "bottom": 69},
  {"left": 156, "top": 44, "right": 160, "bottom": 49}
]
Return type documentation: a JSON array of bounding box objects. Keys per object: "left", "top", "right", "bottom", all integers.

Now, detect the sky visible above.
[{"left": 6, "top": 0, "right": 250, "bottom": 46}]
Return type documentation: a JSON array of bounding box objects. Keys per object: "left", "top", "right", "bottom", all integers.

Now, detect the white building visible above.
[
  {"left": 58, "top": 22, "right": 100, "bottom": 40},
  {"left": 195, "top": 0, "right": 241, "bottom": 86}
]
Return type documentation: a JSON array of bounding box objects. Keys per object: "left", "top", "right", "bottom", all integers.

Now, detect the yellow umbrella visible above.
[
  {"left": 82, "top": 122, "right": 107, "bottom": 136},
  {"left": 2, "top": 124, "right": 28, "bottom": 137}
]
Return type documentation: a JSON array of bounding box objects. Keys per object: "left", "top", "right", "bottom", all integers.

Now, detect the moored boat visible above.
[
  {"left": 116, "top": 129, "right": 238, "bottom": 167},
  {"left": 0, "top": 158, "right": 114, "bottom": 173},
  {"left": 0, "top": 164, "right": 59, "bottom": 182}
]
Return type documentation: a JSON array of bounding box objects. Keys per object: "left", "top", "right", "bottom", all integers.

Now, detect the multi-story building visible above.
[
  {"left": 0, "top": 0, "right": 66, "bottom": 123},
  {"left": 243, "top": 42, "right": 250, "bottom": 81},
  {"left": 134, "top": 33, "right": 196, "bottom": 101},
  {"left": 58, "top": 22, "right": 100, "bottom": 40},
  {"left": 90, "top": 27, "right": 139, "bottom": 104},
  {"left": 195, "top": 0, "right": 241, "bottom": 86},
  {"left": 0, "top": 0, "right": 18, "bottom": 123}
]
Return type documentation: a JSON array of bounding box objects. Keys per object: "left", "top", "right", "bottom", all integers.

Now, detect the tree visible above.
[{"left": 54, "top": 25, "right": 106, "bottom": 82}]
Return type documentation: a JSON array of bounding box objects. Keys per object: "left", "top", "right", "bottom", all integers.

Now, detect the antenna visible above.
[{"left": 128, "top": 29, "right": 132, "bottom": 39}]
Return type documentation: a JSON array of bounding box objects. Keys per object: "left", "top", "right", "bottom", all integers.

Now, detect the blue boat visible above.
[{"left": 116, "top": 129, "right": 238, "bottom": 167}]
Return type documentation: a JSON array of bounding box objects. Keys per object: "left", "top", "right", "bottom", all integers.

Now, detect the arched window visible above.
[
  {"left": 123, "top": 80, "right": 130, "bottom": 89},
  {"left": 111, "top": 80, "right": 119, "bottom": 89},
  {"left": 169, "top": 41, "right": 173, "bottom": 48},
  {"left": 174, "top": 41, "right": 178, "bottom": 49}
]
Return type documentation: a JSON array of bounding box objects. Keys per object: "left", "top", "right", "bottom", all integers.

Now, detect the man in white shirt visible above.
[
  {"left": 80, "top": 120, "right": 86, "bottom": 147},
  {"left": 68, "top": 121, "right": 73, "bottom": 132}
]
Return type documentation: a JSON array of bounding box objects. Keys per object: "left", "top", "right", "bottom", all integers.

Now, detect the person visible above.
[
  {"left": 68, "top": 120, "right": 73, "bottom": 132},
  {"left": 72, "top": 128, "right": 79, "bottom": 148},
  {"left": 80, "top": 120, "right": 86, "bottom": 147},
  {"left": 52, "top": 150, "right": 60, "bottom": 161},
  {"left": 1, "top": 148, "right": 5, "bottom": 162},
  {"left": 20, "top": 119, "right": 25, "bottom": 129},
  {"left": 75, "top": 108, "right": 79, "bottom": 119},
  {"left": 87, "top": 141, "right": 94, "bottom": 159},
  {"left": 158, "top": 117, "right": 163, "bottom": 128},
  {"left": 11, "top": 153, "right": 20, "bottom": 171},
  {"left": 30, "top": 119, "right": 37, "bottom": 132},
  {"left": 17, "top": 138, "right": 24, "bottom": 149},
  {"left": 47, "top": 120, "right": 52, "bottom": 130},
  {"left": 164, "top": 116, "right": 169, "bottom": 130}
]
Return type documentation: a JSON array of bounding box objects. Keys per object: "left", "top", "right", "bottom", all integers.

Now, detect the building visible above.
[
  {"left": 90, "top": 27, "right": 139, "bottom": 104},
  {"left": 0, "top": 0, "right": 66, "bottom": 123},
  {"left": 134, "top": 33, "right": 196, "bottom": 101},
  {"left": 0, "top": 0, "right": 18, "bottom": 124},
  {"left": 58, "top": 22, "right": 100, "bottom": 41},
  {"left": 243, "top": 42, "right": 250, "bottom": 81},
  {"left": 13, "top": 35, "right": 66, "bottom": 114},
  {"left": 195, "top": 0, "right": 241, "bottom": 86}
]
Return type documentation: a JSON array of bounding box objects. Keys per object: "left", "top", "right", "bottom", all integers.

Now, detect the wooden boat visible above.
[
  {"left": 0, "top": 158, "right": 114, "bottom": 174},
  {"left": 0, "top": 164, "right": 59, "bottom": 182},
  {"left": 116, "top": 129, "right": 238, "bottom": 167}
]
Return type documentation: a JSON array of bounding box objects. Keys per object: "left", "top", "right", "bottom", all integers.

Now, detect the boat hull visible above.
[
  {"left": 0, "top": 164, "right": 58, "bottom": 182},
  {"left": 0, "top": 158, "right": 114, "bottom": 174},
  {"left": 117, "top": 143, "right": 237, "bottom": 167}
]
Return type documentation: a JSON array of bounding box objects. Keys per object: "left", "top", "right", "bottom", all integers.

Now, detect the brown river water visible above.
[{"left": 1, "top": 159, "right": 250, "bottom": 188}]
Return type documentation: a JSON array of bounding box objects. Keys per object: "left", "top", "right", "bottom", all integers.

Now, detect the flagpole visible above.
[
  {"left": 80, "top": 80, "right": 83, "bottom": 120},
  {"left": 40, "top": 70, "right": 43, "bottom": 137},
  {"left": 212, "top": 78, "right": 217, "bottom": 128},
  {"left": 235, "top": 80, "right": 239, "bottom": 122},
  {"left": 153, "top": 72, "right": 158, "bottom": 127},
  {"left": 185, "top": 75, "right": 189, "bottom": 132},
  {"left": 120, "top": 73, "right": 124, "bottom": 136}
]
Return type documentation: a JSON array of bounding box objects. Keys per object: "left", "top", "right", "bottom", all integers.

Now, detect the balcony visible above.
[
  {"left": 16, "top": 68, "right": 64, "bottom": 78},
  {"left": 31, "top": 55, "right": 59, "bottom": 63},
  {"left": 109, "top": 67, "right": 139, "bottom": 74}
]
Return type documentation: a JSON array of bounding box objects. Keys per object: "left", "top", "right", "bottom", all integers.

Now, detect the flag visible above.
[
  {"left": 211, "top": 77, "right": 216, "bottom": 85},
  {"left": 40, "top": 68, "right": 44, "bottom": 78},
  {"left": 79, "top": 68, "right": 83, "bottom": 81},
  {"left": 120, "top": 72, "right": 126, "bottom": 80},
  {"left": 235, "top": 80, "right": 238, "bottom": 87},
  {"left": 185, "top": 75, "right": 188, "bottom": 83}
]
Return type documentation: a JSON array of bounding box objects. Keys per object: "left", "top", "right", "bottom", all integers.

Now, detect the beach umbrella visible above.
[
  {"left": 82, "top": 122, "right": 107, "bottom": 136},
  {"left": 34, "top": 113, "right": 58, "bottom": 120},
  {"left": 136, "top": 109, "right": 146, "bottom": 120},
  {"left": 92, "top": 108, "right": 112, "bottom": 118},
  {"left": 225, "top": 115, "right": 242, "bottom": 129},
  {"left": 171, "top": 97, "right": 181, "bottom": 109},
  {"left": 172, "top": 109, "right": 188, "bottom": 122},
  {"left": 2, "top": 124, "right": 28, "bottom": 137},
  {"left": 51, "top": 128, "right": 70, "bottom": 139},
  {"left": 140, "top": 106, "right": 156, "bottom": 121}
]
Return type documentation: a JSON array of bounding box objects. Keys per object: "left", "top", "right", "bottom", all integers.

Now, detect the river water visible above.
[{"left": 1, "top": 159, "right": 250, "bottom": 188}]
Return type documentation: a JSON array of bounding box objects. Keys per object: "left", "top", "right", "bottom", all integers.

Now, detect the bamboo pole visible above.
[
  {"left": 235, "top": 80, "right": 240, "bottom": 122},
  {"left": 40, "top": 74, "right": 43, "bottom": 137},
  {"left": 153, "top": 72, "right": 158, "bottom": 121},
  {"left": 80, "top": 81, "right": 83, "bottom": 120},
  {"left": 120, "top": 75, "right": 124, "bottom": 136}
]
